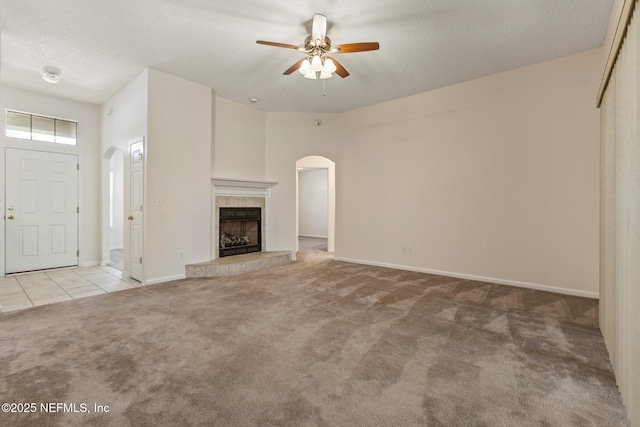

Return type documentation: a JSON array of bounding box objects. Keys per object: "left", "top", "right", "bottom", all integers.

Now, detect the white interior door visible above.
[
  {"left": 129, "top": 138, "right": 144, "bottom": 281},
  {"left": 5, "top": 148, "right": 78, "bottom": 273}
]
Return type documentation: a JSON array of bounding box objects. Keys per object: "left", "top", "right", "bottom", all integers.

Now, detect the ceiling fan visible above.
[{"left": 256, "top": 13, "right": 379, "bottom": 79}]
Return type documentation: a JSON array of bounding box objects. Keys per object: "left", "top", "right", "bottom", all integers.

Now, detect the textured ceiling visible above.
[{"left": 0, "top": 0, "right": 613, "bottom": 112}]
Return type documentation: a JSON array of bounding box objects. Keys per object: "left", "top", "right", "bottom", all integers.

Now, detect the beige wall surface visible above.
[
  {"left": 213, "top": 96, "right": 266, "bottom": 181},
  {"left": 146, "top": 69, "right": 212, "bottom": 283},
  {"left": 0, "top": 85, "right": 102, "bottom": 271},
  {"left": 265, "top": 48, "right": 602, "bottom": 297},
  {"left": 265, "top": 112, "right": 344, "bottom": 255}
]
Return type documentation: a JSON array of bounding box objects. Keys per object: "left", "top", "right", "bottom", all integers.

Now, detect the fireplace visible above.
[
  {"left": 212, "top": 178, "right": 276, "bottom": 259},
  {"left": 219, "top": 207, "right": 262, "bottom": 257}
]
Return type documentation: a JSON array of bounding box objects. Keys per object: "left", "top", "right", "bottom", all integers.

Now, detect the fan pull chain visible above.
[{"left": 323, "top": 79, "right": 326, "bottom": 97}]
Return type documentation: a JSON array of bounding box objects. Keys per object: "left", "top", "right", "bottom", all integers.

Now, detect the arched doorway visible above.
[
  {"left": 296, "top": 156, "right": 336, "bottom": 256},
  {"left": 101, "top": 146, "right": 125, "bottom": 270}
]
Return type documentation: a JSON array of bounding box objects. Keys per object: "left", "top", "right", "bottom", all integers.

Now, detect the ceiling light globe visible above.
[
  {"left": 310, "top": 55, "right": 323, "bottom": 72},
  {"left": 304, "top": 70, "right": 317, "bottom": 80},
  {"left": 319, "top": 70, "right": 333, "bottom": 79},
  {"left": 299, "top": 58, "right": 311, "bottom": 75},
  {"left": 323, "top": 58, "right": 337, "bottom": 74}
]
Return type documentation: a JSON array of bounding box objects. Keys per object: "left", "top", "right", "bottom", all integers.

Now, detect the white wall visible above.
[
  {"left": 145, "top": 69, "right": 212, "bottom": 284},
  {"left": 100, "top": 70, "right": 148, "bottom": 271},
  {"left": 213, "top": 95, "right": 265, "bottom": 181},
  {"left": 266, "top": 48, "right": 602, "bottom": 297},
  {"left": 101, "top": 70, "right": 148, "bottom": 152},
  {"left": 101, "top": 69, "right": 213, "bottom": 284},
  {"left": 0, "top": 84, "right": 101, "bottom": 272},
  {"left": 298, "top": 169, "right": 328, "bottom": 238}
]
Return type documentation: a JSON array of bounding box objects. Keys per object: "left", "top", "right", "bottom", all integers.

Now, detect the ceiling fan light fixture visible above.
[
  {"left": 310, "top": 55, "right": 323, "bottom": 72},
  {"left": 256, "top": 13, "right": 380, "bottom": 81},
  {"left": 299, "top": 58, "right": 311, "bottom": 74}
]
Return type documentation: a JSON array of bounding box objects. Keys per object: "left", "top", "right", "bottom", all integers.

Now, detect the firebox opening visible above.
[{"left": 219, "top": 207, "right": 261, "bottom": 258}]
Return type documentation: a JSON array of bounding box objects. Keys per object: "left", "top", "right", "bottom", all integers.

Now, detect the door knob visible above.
[
  {"left": 7, "top": 215, "right": 14, "bottom": 220},
  {"left": 128, "top": 216, "right": 134, "bottom": 220}
]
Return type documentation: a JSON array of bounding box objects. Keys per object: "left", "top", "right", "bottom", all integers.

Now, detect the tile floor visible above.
[
  {"left": 107, "top": 248, "right": 124, "bottom": 272},
  {"left": 298, "top": 236, "right": 328, "bottom": 251},
  {"left": 0, "top": 265, "right": 141, "bottom": 313}
]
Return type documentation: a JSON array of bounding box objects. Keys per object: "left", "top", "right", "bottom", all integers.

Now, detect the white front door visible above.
[
  {"left": 5, "top": 148, "right": 78, "bottom": 273},
  {"left": 129, "top": 138, "right": 144, "bottom": 282}
]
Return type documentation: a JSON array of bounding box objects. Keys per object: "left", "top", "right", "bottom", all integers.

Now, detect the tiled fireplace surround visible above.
[{"left": 211, "top": 178, "right": 278, "bottom": 259}]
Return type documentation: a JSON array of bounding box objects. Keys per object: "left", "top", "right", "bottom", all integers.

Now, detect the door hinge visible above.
[
  {"left": 77, "top": 164, "right": 80, "bottom": 170},
  {"left": 77, "top": 250, "right": 80, "bottom": 257},
  {"left": 77, "top": 207, "right": 79, "bottom": 214},
  {"left": 140, "top": 205, "right": 143, "bottom": 212},
  {"left": 139, "top": 257, "right": 142, "bottom": 264}
]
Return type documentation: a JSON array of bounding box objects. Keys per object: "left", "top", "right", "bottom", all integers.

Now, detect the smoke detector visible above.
[{"left": 42, "top": 67, "right": 61, "bottom": 83}]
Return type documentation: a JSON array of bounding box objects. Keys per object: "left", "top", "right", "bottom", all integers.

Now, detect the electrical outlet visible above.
[
  {"left": 402, "top": 247, "right": 407, "bottom": 254},
  {"left": 178, "top": 251, "right": 184, "bottom": 260},
  {"left": 407, "top": 246, "right": 413, "bottom": 254}
]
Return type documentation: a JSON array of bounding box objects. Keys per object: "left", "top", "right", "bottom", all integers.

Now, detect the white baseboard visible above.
[
  {"left": 144, "top": 274, "right": 187, "bottom": 286},
  {"left": 109, "top": 246, "right": 124, "bottom": 251},
  {"left": 80, "top": 260, "right": 101, "bottom": 267},
  {"left": 299, "top": 234, "right": 328, "bottom": 239},
  {"left": 100, "top": 260, "right": 111, "bottom": 266},
  {"left": 333, "top": 257, "right": 599, "bottom": 299}
]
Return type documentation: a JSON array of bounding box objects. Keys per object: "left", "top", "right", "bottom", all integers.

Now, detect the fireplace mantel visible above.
[{"left": 212, "top": 178, "right": 278, "bottom": 197}]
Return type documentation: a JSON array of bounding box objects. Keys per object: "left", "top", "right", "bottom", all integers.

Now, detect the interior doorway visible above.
[
  {"left": 101, "top": 146, "right": 124, "bottom": 272},
  {"left": 296, "top": 156, "right": 335, "bottom": 256},
  {"left": 101, "top": 137, "right": 143, "bottom": 282},
  {"left": 108, "top": 150, "right": 124, "bottom": 271}
]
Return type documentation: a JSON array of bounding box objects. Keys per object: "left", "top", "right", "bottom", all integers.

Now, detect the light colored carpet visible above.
[{"left": 0, "top": 252, "right": 629, "bottom": 426}]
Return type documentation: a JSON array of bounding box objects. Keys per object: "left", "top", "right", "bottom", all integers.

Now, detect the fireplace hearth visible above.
[{"left": 219, "top": 207, "right": 261, "bottom": 257}]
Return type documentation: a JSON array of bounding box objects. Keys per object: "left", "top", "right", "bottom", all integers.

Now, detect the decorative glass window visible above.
[{"left": 5, "top": 110, "right": 77, "bottom": 145}]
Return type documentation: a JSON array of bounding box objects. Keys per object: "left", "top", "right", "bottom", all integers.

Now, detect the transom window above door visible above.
[{"left": 5, "top": 110, "right": 77, "bottom": 145}]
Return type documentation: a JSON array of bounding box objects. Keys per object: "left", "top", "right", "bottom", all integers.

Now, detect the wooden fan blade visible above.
[
  {"left": 329, "top": 57, "right": 350, "bottom": 78},
  {"left": 334, "top": 42, "right": 380, "bottom": 53},
  {"left": 256, "top": 40, "right": 299, "bottom": 50},
  {"left": 283, "top": 58, "right": 306, "bottom": 75}
]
